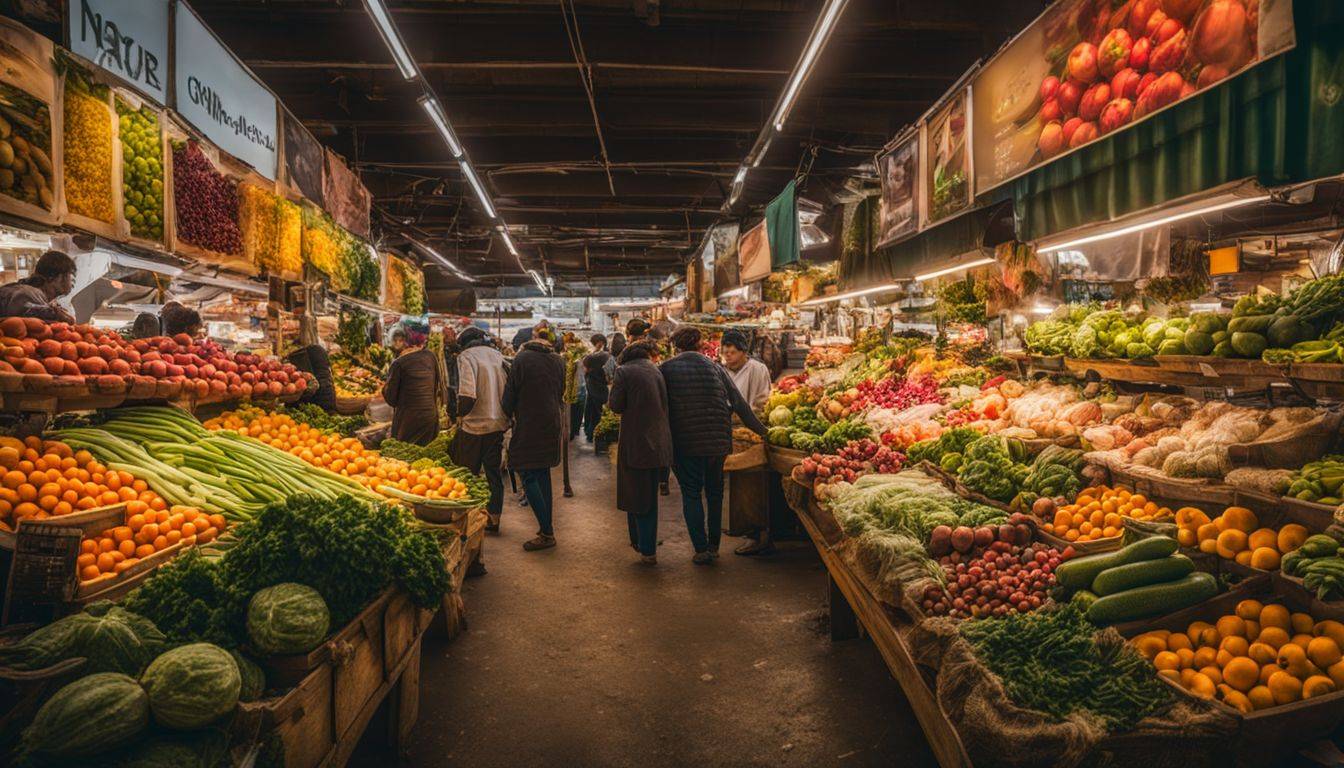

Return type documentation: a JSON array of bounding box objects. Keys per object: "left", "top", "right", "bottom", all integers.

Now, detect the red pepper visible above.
[{"left": 982, "top": 375, "right": 1007, "bottom": 390}]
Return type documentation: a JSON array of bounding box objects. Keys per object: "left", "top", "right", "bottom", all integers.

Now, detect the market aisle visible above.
[{"left": 357, "top": 447, "right": 937, "bottom": 768}]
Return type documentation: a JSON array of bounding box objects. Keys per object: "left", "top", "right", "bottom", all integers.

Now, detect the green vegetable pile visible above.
[
  {"left": 594, "top": 406, "right": 620, "bottom": 442},
  {"left": 765, "top": 402, "right": 832, "bottom": 450},
  {"left": 380, "top": 432, "right": 491, "bottom": 506},
  {"left": 819, "top": 418, "right": 872, "bottom": 452},
  {"left": 1281, "top": 533, "right": 1344, "bottom": 600},
  {"left": 959, "top": 604, "right": 1173, "bottom": 731},
  {"left": 337, "top": 308, "right": 373, "bottom": 357},
  {"left": 286, "top": 402, "right": 369, "bottom": 437},
  {"left": 116, "top": 97, "right": 164, "bottom": 241},
  {"left": 1283, "top": 454, "right": 1344, "bottom": 505},
  {"left": 905, "top": 427, "right": 982, "bottom": 466},
  {"left": 0, "top": 600, "right": 165, "bottom": 676},
  {"left": 936, "top": 277, "right": 987, "bottom": 325},
  {"left": 126, "top": 495, "right": 449, "bottom": 648}
]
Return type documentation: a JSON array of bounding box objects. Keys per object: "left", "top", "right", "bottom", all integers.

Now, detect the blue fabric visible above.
[
  {"left": 519, "top": 468, "right": 553, "bottom": 535},
  {"left": 673, "top": 452, "right": 725, "bottom": 553}
]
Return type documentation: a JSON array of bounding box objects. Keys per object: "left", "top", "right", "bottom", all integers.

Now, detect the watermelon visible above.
[
  {"left": 231, "top": 649, "right": 266, "bottom": 701},
  {"left": 247, "top": 583, "right": 331, "bottom": 655},
  {"left": 140, "top": 643, "right": 241, "bottom": 729},
  {"left": 0, "top": 600, "right": 165, "bottom": 675},
  {"left": 23, "top": 672, "right": 148, "bottom": 758},
  {"left": 115, "top": 730, "right": 229, "bottom": 768}
]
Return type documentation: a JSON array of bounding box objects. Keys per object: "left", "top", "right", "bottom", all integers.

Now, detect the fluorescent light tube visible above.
[
  {"left": 460, "top": 161, "right": 497, "bottom": 219},
  {"left": 1037, "top": 196, "right": 1270, "bottom": 254},
  {"left": 362, "top": 0, "right": 419, "bottom": 80},
  {"left": 773, "top": 0, "right": 847, "bottom": 131},
  {"left": 914, "top": 257, "right": 996, "bottom": 282},
  {"left": 798, "top": 282, "right": 902, "bottom": 306},
  {"left": 498, "top": 229, "right": 519, "bottom": 257},
  {"left": 733, "top": 167, "right": 747, "bottom": 185},
  {"left": 419, "top": 97, "right": 463, "bottom": 158}
]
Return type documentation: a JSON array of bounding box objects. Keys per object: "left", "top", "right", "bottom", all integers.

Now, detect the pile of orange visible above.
[
  {"left": 79, "top": 505, "right": 226, "bottom": 583},
  {"left": 1131, "top": 600, "right": 1344, "bottom": 711},
  {"left": 1044, "top": 485, "right": 1173, "bottom": 542},
  {"left": 0, "top": 436, "right": 160, "bottom": 530},
  {"left": 204, "top": 410, "right": 472, "bottom": 501},
  {"left": 1174, "top": 506, "right": 1307, "bottom": 571}
]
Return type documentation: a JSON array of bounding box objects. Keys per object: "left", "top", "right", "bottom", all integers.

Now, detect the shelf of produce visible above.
[
  {"left": 0, "top": 378, "right": 302, "bottom": 416},
  {"left": 784, "top": 479, "right": 973, "bottom": 768}
]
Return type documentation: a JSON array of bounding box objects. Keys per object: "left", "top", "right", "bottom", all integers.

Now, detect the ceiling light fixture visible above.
[
  {"left": 772, "top": 0, "right": 849, "bottom": 131},
  {"left": 527, "top": 269, "right": 548, "bottom": 294},
  {"left": 460, "top": 161, "right": 496, "bottom": 219},
  {"left": 360, "top": 0, "right": 419, "bottom": 80},
  {"left": 498, "top": 228, "right": 519, "bottom": 257},
  {"left": 914, "top": 257, "right": 997, "bottom": 282},
  {"left": 798, "top": 282, "right": 902, "bottom": 306},
  {"left": 1037, "top": 196, "right": 1271, "bottom": 254},
  {"left": 418, "top": 96, "right": 463, "bottom": 158},
  {"left": 408, "top": 237, "right": 476, "bottom": 283}
]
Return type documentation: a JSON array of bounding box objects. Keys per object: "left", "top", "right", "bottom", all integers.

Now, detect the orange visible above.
[{"left": 1259, "top": 604, "right": 1291, "bottom": 631}]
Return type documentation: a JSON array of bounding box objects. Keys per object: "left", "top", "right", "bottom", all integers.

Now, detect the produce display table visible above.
[{"left": 1005, "top": 352, "right": 1344, "bottom": 399}]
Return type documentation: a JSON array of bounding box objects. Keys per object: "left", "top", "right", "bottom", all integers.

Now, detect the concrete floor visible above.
[{"left": 356, "top": 447, "right": 937, "bottom": 767}]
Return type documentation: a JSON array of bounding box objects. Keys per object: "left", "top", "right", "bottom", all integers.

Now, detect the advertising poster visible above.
[
  {"left": 282, "top": 109, "right": 324, "bottom": 206},
  {"left": 923, "top": 89, "right": 971, "bottom": 227},
  {"left": 323, "top": 148, "right": 371, "bottom": 239},
  {"left": 712, "top": 222, "right": 741, "bottom": 296},
  {"left": 971, "top": 0, "right": 1297, "bottom": 195},
  {"left": 66, "top": 0, "right": 170, "bottom": 105},
  {"left": 737, "top": 220, "right": 771, "bottom": 285},
  {"left": 876, "top": 133, "right": 918, "bottom": 247}
]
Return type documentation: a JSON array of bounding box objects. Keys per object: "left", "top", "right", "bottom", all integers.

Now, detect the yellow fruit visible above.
[
  {"left": 1325, "top": 660, "right": 1344, "bottom": 689},
  {"left": 1215, "top": 649, "right": 1235, "bottom": 669},
  {"left": 1235, "top": 600, "right": 1264, "bottom": 621},
  {"left": 1215, "top": 615, "right": 1246, "bottom": 640},
  {"left": 1315, "top": 620, "right": 1344, "bottom": 649},
  {"left": 1303, "top": 675, "right": 1336, "bottom": 699},
  {"left": 1307, "top": 637, "right": 1343, "bottom": 669},
  {"left": 1198, "top": 538, "right": 1217, "bottom": 554},
  {"left": 1268, "top": 670, "right": 1303, "bottom": 704},
  {"left": 1221, "top": 506, "right": 1258, "bottom": 533},
  {"left": 1193, "top": 646, "right": 1219, "bottom": 669},
  {"left": 1196, "top": 522, "right": 1220, "bottom": 542},
  {"left": 1153, "top": 651, "right": 1181, "bottom": 672},
  {"left": 1187, "top": 672, "right": 1217, "bottom": 699},
  {"left": 1258, "top": 627, "right": 1291, "bottom": 651},
  {"left": 1169, "top": 631, "right": 1195, "bottom": 651},
  {"left": 1217, "top": 528, "right": 1249, "bottom": 556},
  {"left": 1197, "top": 627, "right": 1220, "bottom": 648},
  {"left": 1291, "top": 612, "right": 1315, "bottom": 635},
  {"left": 1259, "top": 663, "right": 1278, "bottom": 686},
  {"left": 1277, "top": 523, "right": 1309, "bottom": 553},
  {"left": 1199, "top": 665, "right": 1224, "bottom": 686},
  {"left": 1247, "top": 642, "right": 1278, "bottom": 666},
  {"left": 1177, "top": 527, "right": 1197, "bottom": 548},
  {"left": 1180, "top": 668, "right": 1200, "bottom": 687},
  {"left": 1218, "top": 686, "right": 1253, "bottom": 713},
  {"left": 1158, "top": 668, "right": 1181, "bottom": 683},
  {"left": 1219, "top": 636, "right": 1249, "bottom": 658},
  {"left": 1135, "top": 635, "right": 1168, "bottom": 660},
  {"left": 1176, "top": 648, "right": 1196, "bottom": 669},
  {"left": 1222, "top": 657, "right": 1260, "bottom": 692},
  {"left": 1247, "top": 528, "right": 1278, "bottom": 551},
  {"left": 1249, "top": 547, "right": 1280, "bottom": 570},
  {"left": 1247, "top": 685, "right": 1275, "bottom": 710},
  {"left": 1234, "top": 550, "right": 1254, "bottom": 566},
  {"left": 1277, "top": 644, "right": 1312, "bottom": 678},
  {"left": 1259, "top": 604, "right": 1291, "bottom": 630},
  {"left": 1244, "top": 620, "right": 1260, "bottom": 642}
]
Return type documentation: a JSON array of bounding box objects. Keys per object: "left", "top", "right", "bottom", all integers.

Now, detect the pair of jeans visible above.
[
  {"left": 626, "top": 510, "right": 658, "bottom": 556},
  {"left": 449, "top": 430, "right": 505, "bottom": 518},
  {"left": 583, "top": 387, "right": 607, "bottom": 440},
  {"left": 518, "top": 468, "right": 554, "bottom": 535},
  {"left": 673, "top": 453, "right": 725, "bottom": 553}
]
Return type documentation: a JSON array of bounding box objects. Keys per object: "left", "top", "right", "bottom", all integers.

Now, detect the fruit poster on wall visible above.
[
  {"left": 281, "top": 108, "right": 324, "bottom": 207},
  {"left": 971, "top": 0, "right": 1297, "bottom": 195},
  {"left": 875, "top": 132, "right": 918, "bottom": 247},
  {"left": 710, "top": 222, "right": 739, "bottom": 297},
  {"left": 737, "top": 220, "right": 771, "bottom": 285},
  {"left": 0, "top": 17, "right": 59, "bottom": 225},
  {"left": 922, "top": 90, "right": 971, "bottom": 227},
  {"left": 322, "top": 148, "right": 371, "bottom": 239}
]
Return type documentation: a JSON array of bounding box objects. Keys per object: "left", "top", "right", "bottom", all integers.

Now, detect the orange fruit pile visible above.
[
  {"left": 204, "top": 410, "right": 472, "bottom": 501},
  {"left": 0, "top": 436, "right": 163, "bottom": 531},
  {"left": 1132, "top": 601, "right": 1344, "bottom": 711},
  {"left": 1174, "top": 506, "right": 1307, "bottom": 570},
  {"left": 79, "top": 505, "right": 226, "bottom": 583},
  {"left": 1045, "top": 485, "right": 1172, "bottom": 542}
]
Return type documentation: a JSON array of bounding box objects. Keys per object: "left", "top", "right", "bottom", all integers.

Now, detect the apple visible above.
[
  {"left": 1078, "top": 82, "right": 1112, "bottom": 121},
  {"left": 1039, "top": 75, "right": 1061, "bottom": 103},
  {"left": 1058, "top": 79, "right": 1084, "bottom": 116},
  {"left": 1067, "top": 42, "right": 1100, "bottom": 83},
  {"left": 1038, "top": 120, "right": 1066, "bottom": 158},
  {"left": 1069, "top": 121, "right": 1100, "bottom": 148}
]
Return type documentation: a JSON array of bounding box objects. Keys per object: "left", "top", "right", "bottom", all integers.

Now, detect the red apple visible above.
[
  {"left": 1098, "top": 29, "right": 1134, "bottom": 78},
  {"left": 1069, "top": 121, "right": 1100, "bottom": 148},
  {"left": 1162, "top": 0, "right": 1202, "bottom": 24},
  {"left": 1039, "top": 75, "right": 1061, "bottom": 103},
  {"left": 1099, "top": 98, "right": 1135, "bottom": 133},
  {"left": 1061, "top": 117, "right": 1085, "bottom": 144},
  {"left": 1040, "top": 98, "right": 1063, "bottom": 123},
  {"left": 1068, "top": 42, "right": 1100, "bottom": 83},
  {"left": 1078, "top": 82, "right": 1112, "bottom": 121},
  {"left": 1111, "top": 67, "right": 1143, "bottom": 99},
  {"left": 1127, "top": 0, "right": 1163, "bottom": 39},
  {"left": 1191, "top": 0, "right": 1254, "bottom": 71},
  {"left": 1149, "top": 28, "right": 1188, "bottom": 72},
  {"left": 1129, "top": 36, "right": 1153, "bottom": 71},
  {"left": 1038, "top": 120, "right": 1066, "bottom": 158},
  {"left": 1058, "top": 79, "right": 1084, "bottom": 116},
  {"left": 1145, "top": 9, "right": 1170, "bottom": 40},
  {"left": 1196, "top": 63, "right": 1230, "bottom": 89},
  {"left": 1152, "top": 16, "right": 1183, "bottom": 43}
]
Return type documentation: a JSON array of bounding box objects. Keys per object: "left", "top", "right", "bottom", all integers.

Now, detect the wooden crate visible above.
[
  {"left": 262, "top": 589, "right": 393, "bottom": 688},
  {"left": 765, "top": 445, "right": 807, "bottom": 474}
]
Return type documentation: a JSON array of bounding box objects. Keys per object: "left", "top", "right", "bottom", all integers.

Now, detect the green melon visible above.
[
  {"left": 115, "top": 730, "right": 229, "bottom": 768},
  {"left": 23, "top": 672, "right": 148, "bottom": 758},
  {"left": 0, "top": 600, "right": 165, "bottom": 675},
  {"left": 231, "top": 649, "right": 266, "bottom": 701},
  {"left": 140, "top": 643, "right": 241, "bottom": 729},
  {"left": 247, "top": 583, "right": 331, "bottom": 655}
]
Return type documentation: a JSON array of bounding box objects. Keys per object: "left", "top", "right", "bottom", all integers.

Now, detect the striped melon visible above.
[
  {"left": 23, "top": 672, "right": 148, "bottom": 758},
  {"left": 246, "top": 583, "right": 330, "bottom": 655},
  {"left": 140, "top": 643, "right": 240, "bottom": 729}
]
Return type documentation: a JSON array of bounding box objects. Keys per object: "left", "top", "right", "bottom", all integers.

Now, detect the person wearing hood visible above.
[
  {"left": 0, "top": 250, "right": 76, "bottom": 323},
  {"left": 451, "top": 326, "right": 509, "bottom": 531},
  {"left": 502, "top": 327, "right": 566, "bottom": 551},
  {"left": 608, "top": 341, "right": 673, "bottom": 564},
  {"left": 383, "top": 327, "right": 445, "bottom": 446},
  {"left": 581, "top": 334, "right": 611, "bottom": 442}
]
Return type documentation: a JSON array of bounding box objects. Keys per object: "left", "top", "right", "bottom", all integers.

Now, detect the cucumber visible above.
[
  {"left": 1091, "top": 554, "right": 1195, "bottom": 596},
  {"left": 1086, "top": 572, "right": 1218, "bottom": 625},
  {"left": 1055, "top": 536, "right": 1179, "bottom": 591},
  {"left": 1071, "top": 589, "right": 1100, "bottom": 611}
]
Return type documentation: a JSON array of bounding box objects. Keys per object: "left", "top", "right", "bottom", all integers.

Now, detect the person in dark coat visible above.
[
  {"left": 609, "top": 341, "right": 673, "bottom": 564},
  {"left": 383, "top": 328, "right": 444, "bottom": 445},
  {"left": 286, "top": 314, "right": 337, "bottom": 411},
  {"left": 502, "top": 335, "right": 566, "bottom": 551},
  {"left": 0, "top": 250, "right": 76, "bottom": 322},
  {"left": 660, "top": 327, "right": 768, "bottom": 563},
  {"left": 581, "top": 334, "right": 611, "bottom": 442}
]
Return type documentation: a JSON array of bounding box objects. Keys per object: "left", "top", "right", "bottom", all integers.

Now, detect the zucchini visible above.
[
  {"left": 1055, "top": 536, "right": 1178, "bottom": 591},
  {"left": 1091, "top": 554, "right": 1195, "bottom": 596},
  {"left": 1071, "top": 589, "right": 1100, "bottom": 611},
  {"left": 1086, "top": 572, "right": 1218, "bottom": 625}
]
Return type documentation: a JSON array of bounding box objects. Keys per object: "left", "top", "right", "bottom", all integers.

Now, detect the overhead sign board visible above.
[
  {"left": 173, "top": 1, "right": 278, "bottom": 179},
  {"left": 67, "top": 0, "right": 170, "bottom": 104}
]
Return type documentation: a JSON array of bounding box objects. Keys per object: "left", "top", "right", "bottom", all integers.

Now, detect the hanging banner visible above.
[
  {"left": 876, "top": 133, "right": 918, "bottom": 247},
  {"left": 66, "top": 0, "right": 169, "bottom": 105},
  {"left": 737, "top": 220, "right": 771, "bottom": 284},
  {"left": 711, "top": 222, "right": 740, "bottom": 296},
  {"left": 971, "top": 0, "right": 1297, "bottom": 196},
  {"left": 173, "top": 1, "right": 278, "bottom": 180},
  {"left": 765, "top": 179, "right": 800, "bottom": 270},
  {"left": 281, "top": 108, "right": 323, "bottom": 206},
  {"left": 923, "top": 88, "right": 971, "bottom": 227},
  {"left": 322, "top": 147, "right": 371, "bottom": 238}
]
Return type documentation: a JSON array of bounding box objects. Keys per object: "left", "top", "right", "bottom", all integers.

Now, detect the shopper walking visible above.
[
  {"left": 450, "top": 327, "right": 509, "bottom": 532},
  {"left": 502, "top": 331, "right": 566, "bottom": 551},
  {"left": 286, "top": 314, "right": 337, "bottom": 411},
  {"left": 581, "top": 334, "right": 611, "bottom": 442},
  {"left": 608, "top": 341, "right": 673, "bottom": 564},
  {"left": 383, "top": 327, "right": 445, "bottom": 446},
  {"left": 661, "top": 327, "right": 767, "bottom": 564}
]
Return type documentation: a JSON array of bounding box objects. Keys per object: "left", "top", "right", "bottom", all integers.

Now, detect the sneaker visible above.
[
  {"left": 523, "top": 534, "right": 556, "bottom": 551},
  {"left": 640, "top": 554, "right": 658, "bottom": 565},
  {"left": 735, "top": 538, "right": 775, "bottom": 556},
  {"left": 692, "top": 551, "right": 713, "bottom": 565}
]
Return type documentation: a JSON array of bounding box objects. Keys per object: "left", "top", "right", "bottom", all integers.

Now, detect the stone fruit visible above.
[
  {"left": 1067, "top": 42, "right": 1100, "bottom": 83},
  {"left": 1079, "top": 83, "right": 1112, "bottom": 121},
  {"left": 1038, "top": 120, "right": 1066, "bottom": 158},
  {"left": 1098, "top": 29, "right": 1134, "bottom": 78},
  {"left": 1099, "top": 98, "right": 1135, "bottom": 133}
]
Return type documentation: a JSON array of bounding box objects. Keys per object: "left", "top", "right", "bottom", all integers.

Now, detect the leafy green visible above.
[{"left": 286, "top": 402, "right": 368, "bottom": 437}]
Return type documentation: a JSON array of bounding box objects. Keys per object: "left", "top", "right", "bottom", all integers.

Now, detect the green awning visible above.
[
  {"left": 1014, "top": 0, "right": 1344, "bottom": 242},
  {"left": 839, "top": 196, "right": 1012, "bottom": 288},
  {"left": 765, "top": 180, "right": 801, "bottom": 270}
]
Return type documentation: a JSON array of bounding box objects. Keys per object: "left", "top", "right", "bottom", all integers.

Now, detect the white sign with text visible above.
[{"left": 67, "top": 0, "right": 170, "bottom": 104}]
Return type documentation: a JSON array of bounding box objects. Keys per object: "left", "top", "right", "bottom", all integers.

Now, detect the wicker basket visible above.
[{"left": 333, "top": 394, "right": 371, "bottom": 415}]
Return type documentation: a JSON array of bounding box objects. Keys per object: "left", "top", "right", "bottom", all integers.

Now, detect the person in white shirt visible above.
[
  {"left": 720, "top": 329, "right": 775, "bottom": 555},
  {"left": 450, "top": 327, "right": 510, "bottom": 531},
  {"left": 721, "top": 330, "right": 771, "bottom": 413}
]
